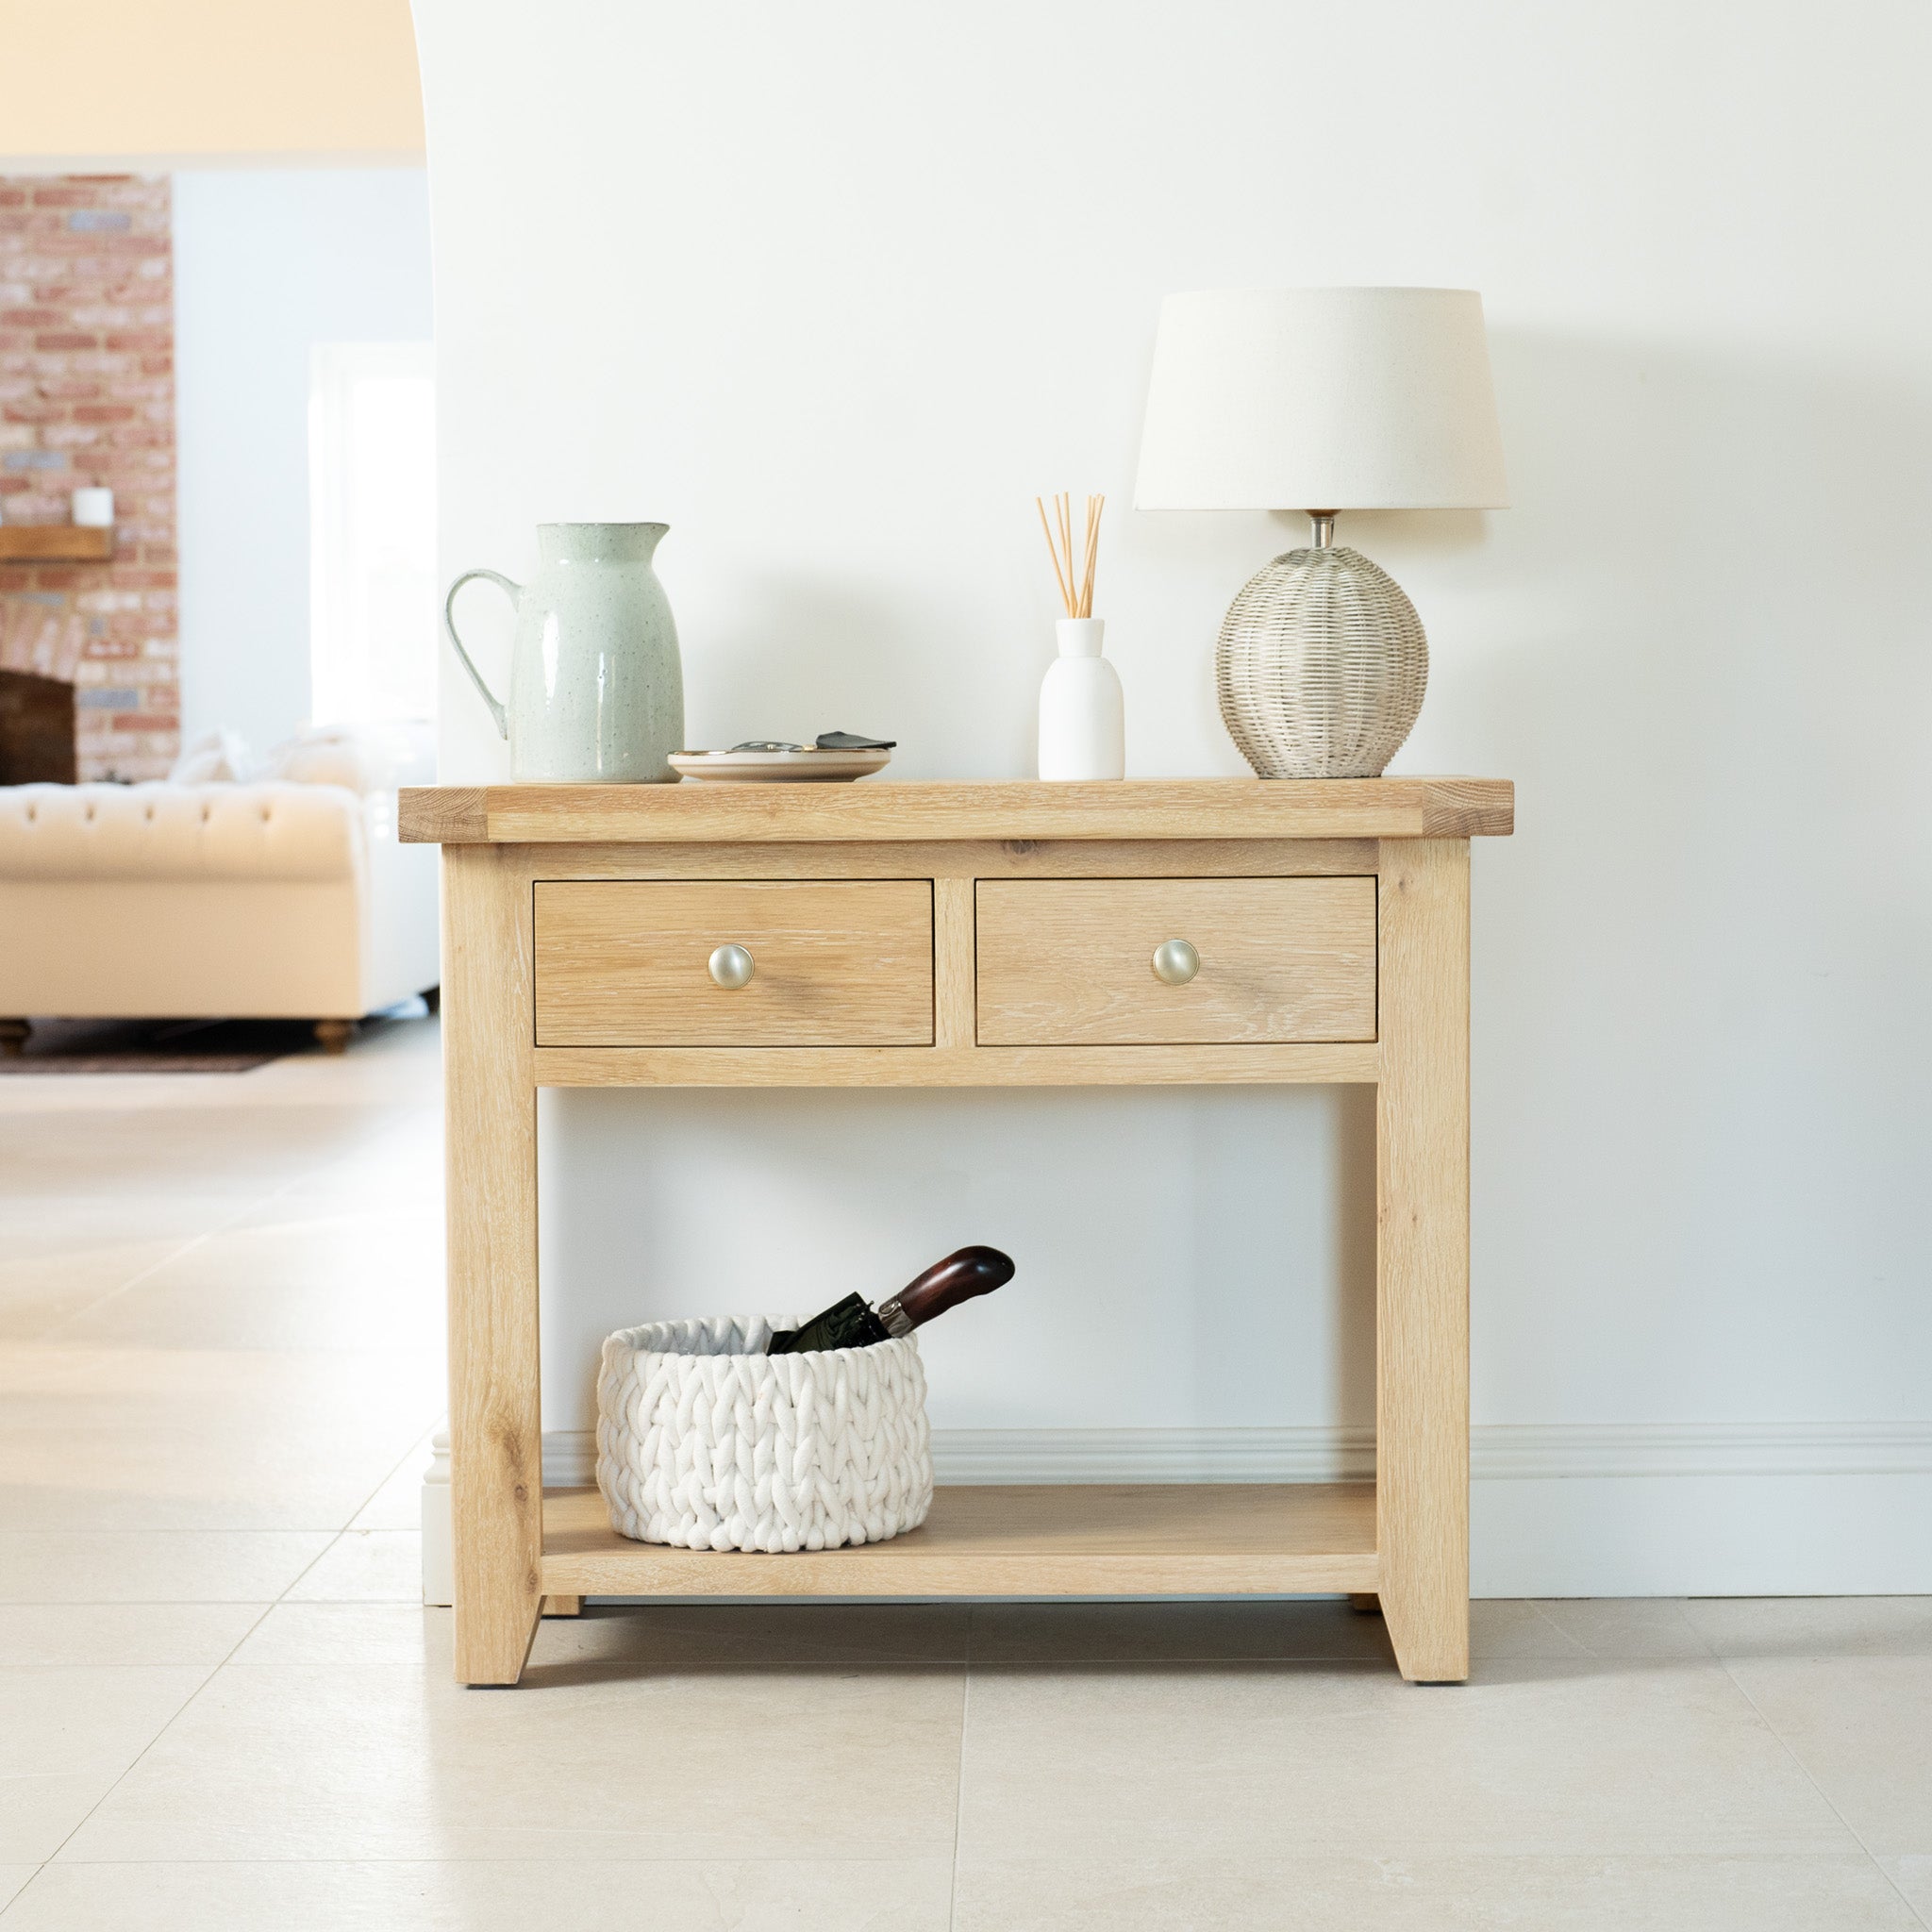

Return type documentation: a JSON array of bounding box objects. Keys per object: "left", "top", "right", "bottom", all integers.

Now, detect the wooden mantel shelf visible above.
[
  {"left": 400, "top": 775, "right": 1513, "bottom": 846},
  {"left": 0, "top": 525, "right": 114, "bottom": 563}
]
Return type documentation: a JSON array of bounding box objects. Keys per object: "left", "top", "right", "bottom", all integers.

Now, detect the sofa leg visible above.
[
  {"left": 423, "top": 986, "right": 441, "bottom": 1015},
  {"left": 313, "top": 1019, "right": 355, "bottom": 1055},
  {"left": 0, "top": 1019, "right": 28, "bottom": 1058}
]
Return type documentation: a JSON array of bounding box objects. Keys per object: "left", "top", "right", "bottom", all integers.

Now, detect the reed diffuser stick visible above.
[
  {"left": 1080, "top": 494, "right": 1103, "bottom": 618},
  {"left": 1035, "top": 491, "right": 1106, "bottom": 619},
  {"left": 1034, "top": 495, "right": 1074, "bottom": 614}
]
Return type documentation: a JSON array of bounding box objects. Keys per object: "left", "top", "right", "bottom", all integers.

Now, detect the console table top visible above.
[{"left": 399, "top": 775, "right": 1514, "bottom": 846}]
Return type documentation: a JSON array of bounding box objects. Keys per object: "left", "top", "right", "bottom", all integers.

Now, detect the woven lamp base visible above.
[{"left": 1216, "top": 545, "right": 1427, "bottom": 779}]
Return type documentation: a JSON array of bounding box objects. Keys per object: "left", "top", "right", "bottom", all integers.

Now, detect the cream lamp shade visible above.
[{"left": 1134, "top": 286, "right": 1507, "bottom": 512}]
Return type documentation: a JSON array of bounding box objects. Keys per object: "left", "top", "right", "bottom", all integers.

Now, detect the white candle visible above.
[{"left": 71, "top": 487, "right": 114, "bottom": 527}]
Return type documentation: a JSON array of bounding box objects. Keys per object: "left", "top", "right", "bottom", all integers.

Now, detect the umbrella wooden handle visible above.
[{"left": 880, "top": 1246, "right": 1014, "bottom": 1332}]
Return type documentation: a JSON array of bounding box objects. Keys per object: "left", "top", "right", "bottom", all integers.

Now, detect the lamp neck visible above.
[{"left": 1307, "top": 511, "right": 1338, "bottom": 550}]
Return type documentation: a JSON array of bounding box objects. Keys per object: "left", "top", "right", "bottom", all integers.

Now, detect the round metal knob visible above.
[
  {"left": 708, "top": 943, "right": 755, "bottom": 990},
  {"left": 1151, "top": 938, "right": 1199, "bottom": 986}
]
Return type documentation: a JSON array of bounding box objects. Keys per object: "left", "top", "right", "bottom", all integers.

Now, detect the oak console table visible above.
[{"left": 400, "top": 776, "right": 1513, "bottom": 1686}]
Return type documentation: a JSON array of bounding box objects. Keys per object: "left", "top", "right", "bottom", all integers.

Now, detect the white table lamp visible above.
[{"left": 1135, "top": 287, "right": 1507, "bottom": 777}]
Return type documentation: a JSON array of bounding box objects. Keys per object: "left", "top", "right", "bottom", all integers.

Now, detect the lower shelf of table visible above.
[{"left": 541, "top": 1481, "right": 1378, "bottom": 1597}]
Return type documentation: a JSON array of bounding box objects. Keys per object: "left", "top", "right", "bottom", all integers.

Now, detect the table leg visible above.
[
  {"left": 1374, "top": 839, "right": 1471, "bottom": 1683},
  {"left": 444, "top": 845, "right": 544, "bottom": 1685}
]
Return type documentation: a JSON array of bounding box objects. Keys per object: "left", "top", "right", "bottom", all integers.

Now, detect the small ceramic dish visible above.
[{"left": 669, "top": 748, "right": 891, "bottom": 784}]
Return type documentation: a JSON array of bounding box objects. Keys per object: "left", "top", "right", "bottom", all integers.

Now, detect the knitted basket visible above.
[{"left": 595, "top": 1316, "right": 934, "bottom": 1553}]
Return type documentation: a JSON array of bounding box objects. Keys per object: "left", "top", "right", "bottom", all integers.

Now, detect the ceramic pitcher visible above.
[{"left": 443, "top": 522, "right": 684, "bottom": 783}]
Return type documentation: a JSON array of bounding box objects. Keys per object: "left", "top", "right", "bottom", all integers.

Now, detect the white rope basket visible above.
[
  {"left": 596, "top": 1316, "right": 934, "bottom": 1553},
  {"left": 1217, "top": 545, "right": 1427, "bottom": 779}
]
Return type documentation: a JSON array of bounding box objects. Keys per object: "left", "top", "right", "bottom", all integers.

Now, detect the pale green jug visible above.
[{"left": 443, "top": 522, "right": 685, "bottom": 783}]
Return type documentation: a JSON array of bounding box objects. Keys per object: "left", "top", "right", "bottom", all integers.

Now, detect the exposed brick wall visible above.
[{"left": 0, "top": 175, "right": 176, "bottom": 780}]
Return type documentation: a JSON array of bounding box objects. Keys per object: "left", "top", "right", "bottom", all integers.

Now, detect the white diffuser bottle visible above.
[{"left": 1038, "top": 617, "right": 1124, "bottom": 780}]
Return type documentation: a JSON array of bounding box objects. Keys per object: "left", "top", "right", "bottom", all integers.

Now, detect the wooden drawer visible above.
[
  {"left": 534, "top": 880, "right": 933, "bottom": 1047},
  {"left": 974, "top": 876, "right": 1376, "bottom": 1045}
]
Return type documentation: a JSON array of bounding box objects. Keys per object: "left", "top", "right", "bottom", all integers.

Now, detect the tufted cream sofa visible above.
[{"left": 0, "top": 782, "right": 441, "bottom": 1054}]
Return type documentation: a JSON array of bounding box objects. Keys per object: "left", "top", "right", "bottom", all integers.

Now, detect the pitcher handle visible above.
[{"left": 442, "top": 568, "right": 522, "bottom": 740}]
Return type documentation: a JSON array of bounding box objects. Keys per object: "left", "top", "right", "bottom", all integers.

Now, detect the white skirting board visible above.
[{"left": 418, "top": 1422, "right": 1932, "bottom": 1606}]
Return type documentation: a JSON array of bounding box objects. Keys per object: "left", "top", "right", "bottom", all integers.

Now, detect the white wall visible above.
[
  {"left": 414, "top": 0, "right": 1932, "bottom": 1593},
  {"left": 174, "top": 168, "right": 432, "bottom": 757}
]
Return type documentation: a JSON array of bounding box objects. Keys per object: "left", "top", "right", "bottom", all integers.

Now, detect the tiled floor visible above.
[{"left": 1, "top": 1017, "right": 1927, "bottom": 1928}]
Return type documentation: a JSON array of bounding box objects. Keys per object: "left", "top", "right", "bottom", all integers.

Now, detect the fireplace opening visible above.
[{"left": 0, "top": 670, "right": 78, "bottom": 786}]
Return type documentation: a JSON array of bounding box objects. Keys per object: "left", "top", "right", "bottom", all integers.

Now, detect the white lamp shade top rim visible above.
[{"left": 1133, "top": 286, "right": 1509, "bottom": 512}]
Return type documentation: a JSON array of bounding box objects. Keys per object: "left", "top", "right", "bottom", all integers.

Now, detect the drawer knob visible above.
[
  {"left": 1151, "top": 938, "right": 1200, "bottom": 986},
  {"left": 708, "top": 943, "right": 756, "bottom": 990}
]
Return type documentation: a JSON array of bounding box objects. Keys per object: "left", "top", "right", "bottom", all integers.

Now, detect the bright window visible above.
[{"left": 308, "top": 342, "right": 437, "bottom": 725}]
